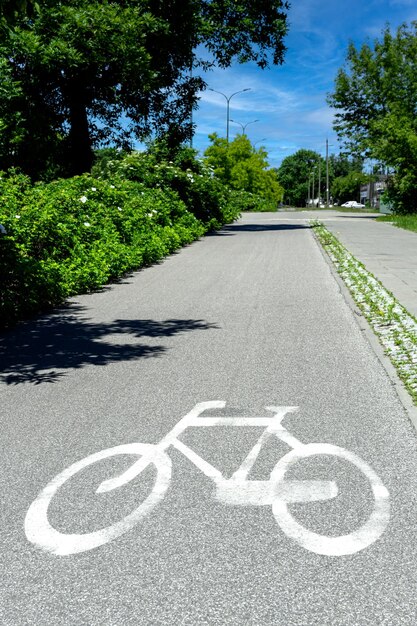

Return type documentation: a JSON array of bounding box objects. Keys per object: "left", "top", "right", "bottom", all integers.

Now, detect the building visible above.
[{"left": 360, "top": 176, "right": 388, "bottom": 209}]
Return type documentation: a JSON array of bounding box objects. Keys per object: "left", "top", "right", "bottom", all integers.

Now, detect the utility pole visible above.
[
  {"left": 307, "top": 174, "right": 311, "bottom": 207},
  {"left": 326, "top": 138, "right": 330, "bottom": 207},
  {"left": 318, "top": 158, "right": 321, "bottom": 207},
  {"left": 312, "top": 168, "right": 315, "bottom": 207}
]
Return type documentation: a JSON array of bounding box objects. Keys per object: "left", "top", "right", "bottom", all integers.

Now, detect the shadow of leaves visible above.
[{"left": 0, "top": 305, "right": 218, "bottom": 385}]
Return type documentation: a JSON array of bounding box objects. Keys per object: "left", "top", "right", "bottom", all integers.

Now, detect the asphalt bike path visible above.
[{"left": 2, "top": 213, "right": 417, "bottom": 625}]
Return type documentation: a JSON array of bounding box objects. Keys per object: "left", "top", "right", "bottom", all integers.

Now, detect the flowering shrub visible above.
[
  {"left": 0, "top": 146, "right": 242, "bottom": 328},
  {"left": 0, "top": 173, "right": 206, "bottom": 327},
  {"left": 96, "top": 149, "right": 239, "bottom": 227}
]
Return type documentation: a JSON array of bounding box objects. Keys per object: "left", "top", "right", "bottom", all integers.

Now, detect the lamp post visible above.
[
  {"left": 230, "top": 119, "right": 259, "bottom": 134},
  {"left": 254, "top": 138, "right": 267, "bottom": 149},
  {"left": 208, "top": 88, "right": 251, "bottom": 143}
]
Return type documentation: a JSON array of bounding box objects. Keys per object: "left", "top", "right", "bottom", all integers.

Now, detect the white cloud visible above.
[{"left": 304, "top": 107, "right": 336, "bottom": 128}]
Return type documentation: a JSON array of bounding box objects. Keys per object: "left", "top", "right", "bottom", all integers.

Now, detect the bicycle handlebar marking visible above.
[{"left": 24, "top": 402, "right": 390, "bottom": 557}]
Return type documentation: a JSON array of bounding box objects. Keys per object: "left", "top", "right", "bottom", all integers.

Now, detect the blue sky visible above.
[{"left": 192, "top": 0, "right": 417, "bottom": 169}]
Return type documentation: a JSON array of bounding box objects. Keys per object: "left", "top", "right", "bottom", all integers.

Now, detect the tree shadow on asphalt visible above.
[
  {"left": 208, "top": 223, "right": 311, "bottom": 235},
  {"left": 337, "top": 214, "right": 378, "bottom": 219},
  {"left": 0, "top": 304, "right": 218, "bottom": 385}
]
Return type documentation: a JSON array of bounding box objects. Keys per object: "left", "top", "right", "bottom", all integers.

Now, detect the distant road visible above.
[{"left": 2, "top": 212, "right": 417, "bottom": 625}]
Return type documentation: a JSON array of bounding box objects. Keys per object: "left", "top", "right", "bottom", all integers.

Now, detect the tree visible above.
[
  {"left": 328, "top": 154, "right": 364, "bottom": 180},
  {"left": 331, "top": 171, "right": 368, "bottom": 204},
  {"left": 276, "top": 149, "right": 322, "bottom": 207},
  {"left": 0, "top": 0, "right": 38, "bottom": 26},
  {"left": 0, "top": 0, "right": 290, "bottom": 179},
  {"left": 204, "top": 133, "right": 284, "bottom": 205},
  {"left": 328, "top": 23, "right": 417, "bottom": 212}
]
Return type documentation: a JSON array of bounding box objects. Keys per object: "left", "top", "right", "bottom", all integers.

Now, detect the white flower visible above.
[
  {"left": 110, "top": 185, "right": 115, "bottom": 189},
  {"left": 91, "top": 187, "right": 97, "bottom": 191},
  {"left": 80, "top": 196, "right": 87, "bottom": 203},
  {"left": 152, "top": 209, "right": 157, "bottom": 214},
  {"left": 0, "top": 224, "right": 7, "bottom": 234},
  {"left": 117, "top": 207, "right": 122, "bottom": 211},
  {"left": 15, "top": 215, "right": 20, "bottom": 219},
  {"left": 84, "top": 222, "right": 90, "bottom": 227},
  {"left": 147, "top": 213, "right": 153, "bottom": 218}
]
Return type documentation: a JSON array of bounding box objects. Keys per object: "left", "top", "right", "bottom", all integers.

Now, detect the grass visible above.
[
  {"left": 377, "top": 214, "right": 417, "bottom": 233},
  {"left": 279, "top": 206, "right": 376, "bottom": 213},
  {"left": 311, "top": 220, "right": 417, "bottom": 406}
]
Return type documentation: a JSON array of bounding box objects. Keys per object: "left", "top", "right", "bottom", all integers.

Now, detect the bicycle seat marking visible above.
[{"left": 25, "top": 402, "right": 390, "bottom": 557}]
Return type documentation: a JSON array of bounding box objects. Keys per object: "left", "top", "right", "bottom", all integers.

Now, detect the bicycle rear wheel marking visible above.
[
  {"left": 271, "top": 444, "right": 390, "bottom": 556},
  {"left": 25, "top": 444, "right": 171, "bottom": 556}
]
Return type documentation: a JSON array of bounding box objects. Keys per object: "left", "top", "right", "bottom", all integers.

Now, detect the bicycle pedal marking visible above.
[{"left": 24, "top": 401, "right": 390, "bottom": 557}]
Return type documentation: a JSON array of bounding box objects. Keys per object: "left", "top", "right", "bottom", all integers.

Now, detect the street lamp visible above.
[
  {"left": 253, "top": 138, "right": 267, "bottom": 148},
  {"left": 230, "top": 119, "right": 259, "bottom": 134},
  {"left": 208, "top": 88, "right": 251, "bottom": 143}
]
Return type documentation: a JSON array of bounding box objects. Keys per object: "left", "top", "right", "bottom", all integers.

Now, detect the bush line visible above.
[{"left": 0, "top": 151, "right": 245, "bottom": 328}]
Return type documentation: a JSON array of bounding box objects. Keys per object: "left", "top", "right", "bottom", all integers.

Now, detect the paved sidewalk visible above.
[{"left": 278, "top": 210, "right": 417, "bottom": 319}]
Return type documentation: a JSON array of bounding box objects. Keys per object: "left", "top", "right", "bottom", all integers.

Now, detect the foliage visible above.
[
  {"left": 328, "top": 22, "right": 417, "bottom": 213},
  {"left": 0, "top": 0, "right": 289, "bottom": 180},
  {"left": 276, "top": 149, "right": 323, "bottom": 207},
  {"left": 0, "top": 0, "right": 39, "bottom": 27},
  {"left": 0, "top": 148, "right": 241, "bottom": 328},
  {"left": 203, "top": 133, "right": 284, "bottom": 209},
  {"left": 95, "top": 145, "right": 237, "bottom": 227},
  {"left": 331, "top": 171, "right": 369, "bottom": 204},
  {"left": 328, "top": 154, "right": 364, "bottom": 179}
]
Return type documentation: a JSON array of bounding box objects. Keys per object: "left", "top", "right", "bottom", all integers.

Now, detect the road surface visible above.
[{"left": 1, "top": 212, "right": 417, "bottom": 625}]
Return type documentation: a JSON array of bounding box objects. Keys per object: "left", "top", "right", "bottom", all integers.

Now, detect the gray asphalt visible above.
[{"left": 2, "top": 212, "right": 417, "bottom": 625}]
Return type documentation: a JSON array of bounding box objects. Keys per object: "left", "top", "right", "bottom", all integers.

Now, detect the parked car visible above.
[{"left": 341, "top": 200, "right": 366, "bottom": 208}]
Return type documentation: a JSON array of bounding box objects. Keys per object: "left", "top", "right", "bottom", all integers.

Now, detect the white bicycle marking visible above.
[
  {"left": 25, "top": 444, "right": 171, "bottom": 555},
  {"left": 271, "top": 444, "right": 390, "bottom": 556},
  {"left": 25, "top": 402, "right": 390, "bottom": 556}
]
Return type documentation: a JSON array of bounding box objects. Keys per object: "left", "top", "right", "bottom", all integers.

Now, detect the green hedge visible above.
[{"left": 0, "top": 158, "right": 241, "bottom": 328}]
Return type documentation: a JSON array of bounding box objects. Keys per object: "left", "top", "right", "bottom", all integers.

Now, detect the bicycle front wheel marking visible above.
[
  {"left": 271, "top": 444, "right": 390, "bottom": 556},
  {"left": 25, "top": 443, "right": 172, "bottom": 556}
]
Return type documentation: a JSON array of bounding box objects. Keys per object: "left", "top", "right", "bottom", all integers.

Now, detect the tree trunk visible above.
[{"left": 67, "top": 84, "right": 94, "bottom": 176}]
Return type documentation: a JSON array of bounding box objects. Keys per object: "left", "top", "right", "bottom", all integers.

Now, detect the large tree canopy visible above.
[
  {"left": 331, "top": 171, "right": 368, "bottom": 204},
  {"left": 276, "top": 149, "right": 323, "bottom": 207},
  {"left": 328, "top": 22, "right": 417, "bottom": 212},
  {"left": 0, "top": 0, "right": 290, "bottom": 179},
  {"left": 0, "top": 0, "right": 39, "bottom": 26}
]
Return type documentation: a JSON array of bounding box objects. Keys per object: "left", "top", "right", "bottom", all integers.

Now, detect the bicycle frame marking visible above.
[
  {"left": 99, "top": 402, "right": 310, "bottom": 496},
  {"left": 25, "top": 401, "right": 390, "bottom": 557}
]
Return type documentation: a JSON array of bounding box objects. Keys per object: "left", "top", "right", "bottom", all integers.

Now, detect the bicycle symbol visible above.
[{"left": 25, "top": 402, "right": 390, "bottom": 557}]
